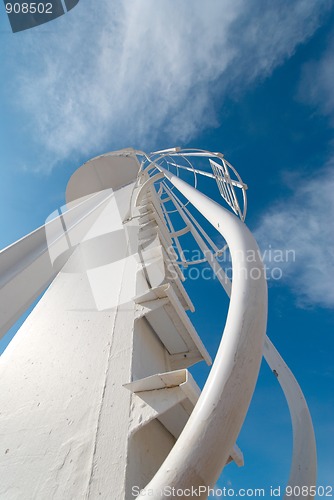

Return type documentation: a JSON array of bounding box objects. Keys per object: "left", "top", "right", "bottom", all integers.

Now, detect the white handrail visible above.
[
  {"left": 264, "top": 337, "right": 317, "bottom": 498},
  {"left": 138, "top": 168, "right": 267, "bottom": 498},
  {"left": 165, "top": 181, "right": 317, "bottom": 499},
  {"left": 0, "top": 190, "right": 113, "bottom": 339}
]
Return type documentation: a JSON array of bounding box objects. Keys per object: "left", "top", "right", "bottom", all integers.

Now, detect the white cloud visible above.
[
  {"left": 254, "top": 161, "right": 334, "bottom": 308},
  {"left": 3, "top": 0, "right": 332, "bottom": 171},
  {"left": 298, "top": 35, "right": 334, "bottom": 123}
]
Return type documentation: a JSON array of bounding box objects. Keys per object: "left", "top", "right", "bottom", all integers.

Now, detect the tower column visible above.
[{"left": 0, "top": 152, "right": 209, "bottom": 499}]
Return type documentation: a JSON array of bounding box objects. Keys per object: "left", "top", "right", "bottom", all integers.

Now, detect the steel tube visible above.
[{"left": 138, "top": 168, "right": 268, "bottom": 499}]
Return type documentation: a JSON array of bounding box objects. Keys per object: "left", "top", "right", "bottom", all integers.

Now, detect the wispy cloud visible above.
[
  {"left": 3, "top": 0, "right": 332, "bottom": 171},
  {"left": 298, "top": 34, "right": 334, "bottom": 124},
  {"left": 254, "top": 161, "right": 334, "bottom": 308}
]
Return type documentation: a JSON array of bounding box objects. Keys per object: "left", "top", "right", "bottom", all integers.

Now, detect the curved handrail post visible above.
[{"left": 137, "top": 168, "right": 268, "bottom": 498}]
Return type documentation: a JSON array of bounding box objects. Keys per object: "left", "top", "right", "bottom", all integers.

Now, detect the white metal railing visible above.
[
  {"left": 137, "top": 166, "right": 267, "bottom": 498},
  {"left": 136, "top": 149, "right": 317, "bottom": 500},
  {"left": 0, "top": 147, "right": 317, "bottom": 499}
]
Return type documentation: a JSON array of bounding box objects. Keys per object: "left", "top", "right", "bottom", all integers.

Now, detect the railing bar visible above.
[{"left": 164, "top": 183, "right": 221, "bottom": 254}]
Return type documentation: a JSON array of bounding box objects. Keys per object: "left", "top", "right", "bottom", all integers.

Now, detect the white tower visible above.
[{"left": 0, "top": 148, "right": 316, "bottom": 499}]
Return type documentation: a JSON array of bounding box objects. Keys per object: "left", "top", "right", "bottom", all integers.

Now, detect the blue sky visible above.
[{"left": 1, "top": 0, "right": 334, "bottom": 497}]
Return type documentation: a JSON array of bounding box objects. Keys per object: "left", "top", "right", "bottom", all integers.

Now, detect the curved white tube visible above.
[
  {"left": 165, "top": 182, "right": 317, "bottom": 497},
  {"left": 264, "top": 337, "right": 317, "bottom": 499},
  {"left": 138, "top": 170, "right": 268, "bottom": 498}
]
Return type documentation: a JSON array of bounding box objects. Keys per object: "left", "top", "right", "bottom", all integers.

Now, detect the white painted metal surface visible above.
[
  {"left": 161, "top": 175, "right": 316, "bottom": 499},
  {"left": 136, "top": 168, "right": 267, "bottom": 498},
  {"left": 0, "top": 148, "right": 317, "bottom": 500},
  {"left": 0, "top": 182, "right": 142, "bottom": 498},
  {"left": 0, "top": 190, "right": 113, "bottom": 338},
  {"left": 264, "top": 337, "right": 317, "bottom": 495}
]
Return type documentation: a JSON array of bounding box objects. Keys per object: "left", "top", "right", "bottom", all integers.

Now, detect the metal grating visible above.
[{"left": 210, "top": 159, "right": 243, "bottom": 219}]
